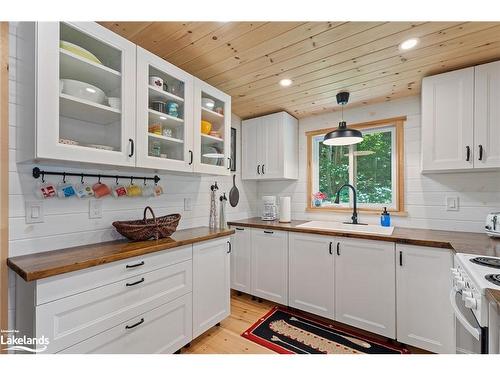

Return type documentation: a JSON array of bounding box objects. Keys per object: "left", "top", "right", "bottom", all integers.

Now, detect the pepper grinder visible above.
[
  {"left": 219, "top": 193, "right": 228, "bottom": 230},
  {"left": 209, "top": 182, "right": 218, "bottom": 229}
]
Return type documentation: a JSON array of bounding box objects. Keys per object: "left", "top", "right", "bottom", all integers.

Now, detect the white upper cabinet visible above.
[
  {"left": 193, "top": 78, "right": 231, "bottom": 176},
  {"left": 241, "top": 112, "right": 298, "bottom": 180},
  {"left": 136, "top": 47, "right": 194, "bottom": 172},
  {"left": 474, "top": 60, "right": 500, "bottom": 169},
  {"left": 396, "top": 244, "right": 454, "bottom": 354},
  {"left": 288, "top": 233, "right": 334, "bottom": 320},
  {"left": 18, "top": 22, "right": 137, "bottom": 166},
  {"left": 421, "top": 67, "right": 474, "bottom": 172},
  {"left": 334, "top": 238, "right": 396, "bottom": 339}
]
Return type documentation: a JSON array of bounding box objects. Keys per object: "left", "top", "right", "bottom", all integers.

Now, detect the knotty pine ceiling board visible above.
[{"left": 100, "top": 21, "right": 500, "bottom": 119}]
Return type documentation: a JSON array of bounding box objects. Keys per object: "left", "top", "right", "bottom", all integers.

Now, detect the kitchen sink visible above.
[{"left": 296, "top": 221, "right": 395, "bottom": 236}]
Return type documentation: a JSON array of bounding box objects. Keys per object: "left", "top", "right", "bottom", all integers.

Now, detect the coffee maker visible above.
[{"left": 261, "top": 196, "right": 277, "bottom": 221}]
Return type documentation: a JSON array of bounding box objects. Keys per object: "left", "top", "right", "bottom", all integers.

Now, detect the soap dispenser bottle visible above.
[{"left": 380, "top": 207, "right": 391, "bottom": 227}]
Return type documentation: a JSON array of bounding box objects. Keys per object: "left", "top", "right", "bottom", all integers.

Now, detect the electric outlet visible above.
[
  {"left": 25, "top": 201, "right": 44, "bottom": 224},
  {"left": 89, "top": 200, "right": 103, "bottom": 219},
  {"left": 446, "top": 196, "right": 459, "bottom": 211},
  {"left": 184, "top": 198, "right": 192, "bottom": 211}
]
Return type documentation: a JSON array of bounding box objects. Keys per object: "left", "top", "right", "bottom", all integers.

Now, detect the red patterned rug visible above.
[{"left": 242, "top": 306, "right": 409, "bottom": 354}]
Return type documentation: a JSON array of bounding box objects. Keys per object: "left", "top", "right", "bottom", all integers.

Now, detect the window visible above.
[{"left": 307, "top": 117, "right": 405, "bottom": 214}]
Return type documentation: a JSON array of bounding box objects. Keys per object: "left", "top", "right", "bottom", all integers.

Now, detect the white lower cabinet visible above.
[
  {"left": 251, "top": 229, "right": 288, "bottom": 305},
  {"left": 396, "top": 244, "right": 454, "bottom": 353},
  {"left": 193, "top": 238, "right": 231, "bottom": 338},
  {"left": 288, "top": 232, "right": 334, "bottom": 319},
  {"left": 334, "top": 238, "right": 396, "bottom": 339},
  {"left": 230, "top": 227, "right": 251, "bottom": 293},
  {"left": 59, "top": 293, "right": 192, "bottom": 354}
]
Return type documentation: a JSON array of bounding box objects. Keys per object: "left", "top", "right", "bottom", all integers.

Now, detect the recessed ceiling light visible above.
[
  {"left": 279, "top": 78, "right": 293, "bottom": 87},
  {"left": 400, "top": 38, "right": 419, "bottom": 50}
]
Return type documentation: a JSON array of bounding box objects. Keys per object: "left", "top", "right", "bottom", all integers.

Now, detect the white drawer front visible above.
[
  {"left": 58, "top": 293, "right": 192, "bottom": 354},
  {"left": 37, "top": 260, "right": 192, "bottom": 353},
  {"left": 36, "top": 245, "right": 192, "bottom": 305}
]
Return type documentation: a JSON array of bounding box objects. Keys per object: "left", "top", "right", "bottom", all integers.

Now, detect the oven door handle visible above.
[{"left": 449, "top": 289, "right": 481, "bottom": 341}]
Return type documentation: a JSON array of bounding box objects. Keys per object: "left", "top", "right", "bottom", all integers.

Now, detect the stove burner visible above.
[
  {"left": 485, "top": 274, "right": 500, "bottom": 287},
  {"left": 470, "top": 257, "right": 500, "bottom": 269}
]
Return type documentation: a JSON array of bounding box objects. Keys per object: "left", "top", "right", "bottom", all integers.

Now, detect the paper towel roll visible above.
[{"left": 279, "top": 196, "right": 291, "bottom": 223}]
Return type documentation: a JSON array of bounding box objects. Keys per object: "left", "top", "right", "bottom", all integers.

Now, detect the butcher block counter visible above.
[
  {"left": 8, "top": 226, "right": 234, "bottom": 282},
  {"left": 227, "top": 218, "right": 500, "bottom": 257}
]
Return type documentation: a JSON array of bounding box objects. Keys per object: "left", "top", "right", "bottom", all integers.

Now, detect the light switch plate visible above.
[
  {"left": 25, "top": 201, "right": 44, "bottom": 224},
  {"left": 89, "top": 200, "right": 103, "bottom": 219},
  {"left": 184, "top": 198, "right": 192, "bottom": 211},
  {"left": 446, "top": 196, "right": 459, "bottom": 211}
]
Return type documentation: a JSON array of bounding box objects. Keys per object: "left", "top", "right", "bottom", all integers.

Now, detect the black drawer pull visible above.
[
  {"left": 263, "top": 230, "right": 274, "bottom": 234},
  {"left": 235, "top": 227, "right": 244, "bottom": 231},
  {"left": 466, "top": 145, "right": 471, "bottom": 161},
  {"left": 336, "top": 242, "right": 340, "bottom": 256},
  {"left": 399, "top": 251, "right": 403, "bottom": 266},
  {"left": 329, "top": 241, "right": 333, "bottom": 255},
  {"left": 189, "top": 150, "right": 193, "bottom": 165},
  {"left": 262, "top": 164, "right": 265, "bottom": 174},
  {"left": 479, "top": 145, "right": 484, "bottom": 161},
  {"left": 257, "top": 165, "right": 261, "bottom": 175},
  {"left": 126, "top": 261, "right": 144, "bottom": 269},
  {"left": 227, "top": 241, "right": 232, "bottom": 253},
  {"left": 125, "top": 318, "right": 144, "bottom": 330},
  {"left": 128, "top": 139, "right": 134, "bottom": 157},
  {"left": 126, "top": 277, "right": 145, "bottom": 287}
]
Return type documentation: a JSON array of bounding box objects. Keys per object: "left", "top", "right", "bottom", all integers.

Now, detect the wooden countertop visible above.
[
  {"left": 486, "top": 289, "right": 500, "bottom": 308},
  {"left": 227, "top": 218, "right": 500, "bottom": 256},
  {"left": 8, "top": 227, "right": 234, "bottom": 282}
]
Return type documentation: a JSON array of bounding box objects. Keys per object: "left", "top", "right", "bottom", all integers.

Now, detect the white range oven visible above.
[{"left": 451, "top": 253, "right": 500, "bottom": 354}]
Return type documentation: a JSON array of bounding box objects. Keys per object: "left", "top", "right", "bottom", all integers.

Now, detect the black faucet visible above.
[{"left": 334, "top": 183, "right": 365, "bottom": 225}]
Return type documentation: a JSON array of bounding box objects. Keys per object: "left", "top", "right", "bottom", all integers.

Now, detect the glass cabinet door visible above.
[
  {"left": 36, "top": 22, "right": 136, "bottom": 166},
  {"left": 136, "top": 47, "right": 193, "bottom": 171},
  {"left": 193, "top": 78, "right": 231, "bottom": 175}
]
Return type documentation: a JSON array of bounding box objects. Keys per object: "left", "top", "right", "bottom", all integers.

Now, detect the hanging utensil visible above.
[{"left": 229, "top": 174, "right": 240, "bottom": 207}]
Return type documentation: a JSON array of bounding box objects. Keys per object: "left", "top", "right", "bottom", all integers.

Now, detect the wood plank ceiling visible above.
[{"left": 100, "top": 21, "right": 500, "bottom": 119}]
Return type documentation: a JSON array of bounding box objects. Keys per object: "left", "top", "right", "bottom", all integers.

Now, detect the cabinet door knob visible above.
[
  {"left": 466, "top": 145, "right": 471, "bottom": 161},
  {"left": 128, "top": 139, "right": 134, "bottom": 157},
  {"left": 478, "top": 145, "right": 484, "bottom": 161}
]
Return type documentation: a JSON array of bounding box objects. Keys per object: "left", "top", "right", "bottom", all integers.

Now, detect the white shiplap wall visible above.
[
  {"left": 258, "top": 96, "right": 500, "bottom": 232},
  {"left": 7, "top": 23, "right": 257, "bottom": 329}
]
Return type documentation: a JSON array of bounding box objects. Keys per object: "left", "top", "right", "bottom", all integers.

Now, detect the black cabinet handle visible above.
[
  {"left": 399, "top": 251, "right": 403, "bottom": 266},
  {"left": 227, "top": 158, "right": 231, "bottom": 170},
  {"left": 235, "top": 227, "right": 244, "bottom": 231},
  {"left": 466, "top": 145, "right": 471, "bottom": 161},
  {"left": 479, "top": 145, "right": 483, "bottom": 161},
  {"left": 257, "top": 165, "right": 261, "bottom": 175},
  {"left": 188, "top": 150, "right": 193, "bottom": 165},
  {"left": 329, "top": 242, "right": 333, "bottom": 255},
  {"left": 128, "top": 139, "right": 134, "bottom": 157},
  {"left": 126, "top": 277, "right": 145, "bottom": 287},
  {"left": 263, "top": 230, "right": 274, "bottom": 234},
  {"left": 336, "top": 242, "right": 340, "bottom": 256},
  {"left": 262, "top": 164, "right": 265, "bottom": 174},
  {"left": 227, "top": 241, "right": 231, "bottom": 253},
  {"left": 125, "top": 318, "right": 144, "bottom": 330},
  {"left": 126, "top": 261, "right": 144, "bottom": 269}
]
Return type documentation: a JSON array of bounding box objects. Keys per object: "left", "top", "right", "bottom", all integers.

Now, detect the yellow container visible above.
[{"left": 201, "top": 120, "right": 212, "bottom": 135}]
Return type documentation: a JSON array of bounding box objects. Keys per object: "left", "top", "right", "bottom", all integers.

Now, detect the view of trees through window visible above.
[{"left": 315, "top": 127, "right": 393, "bottom": 207}]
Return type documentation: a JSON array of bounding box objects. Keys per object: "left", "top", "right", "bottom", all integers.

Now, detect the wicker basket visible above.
[{"left": 112, "top": 206, "right": 181, "bottom": 241}]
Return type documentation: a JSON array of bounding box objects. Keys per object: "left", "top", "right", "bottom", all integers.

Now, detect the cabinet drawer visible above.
[
  {"left": 36, "top": 245, "right": 192, "bottom": 305},
  {"left": 37, "top": 259, "right": 192, "bottom": 353},
  {"left": 58, "top": 293, "right": 192, "bottom": 354}
]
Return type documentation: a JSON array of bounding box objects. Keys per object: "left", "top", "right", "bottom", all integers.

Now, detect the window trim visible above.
[{"left": 306, "top": 116, "right": 407, "bottom": 216}]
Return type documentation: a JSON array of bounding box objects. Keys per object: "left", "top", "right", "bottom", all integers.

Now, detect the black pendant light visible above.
[{"left": 323, "top": 92, "right": 363, "bottom": 146}]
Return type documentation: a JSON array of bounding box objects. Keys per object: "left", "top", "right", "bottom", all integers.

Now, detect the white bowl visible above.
[
  {"left": 202, "top": 97, "right": 215, "bottom": 109},
  {"left": 60, "top": 79, "right": 106, "bottom": 104},
  {"left": 107, "top": 97, "right": 121, "bottom": 109}
]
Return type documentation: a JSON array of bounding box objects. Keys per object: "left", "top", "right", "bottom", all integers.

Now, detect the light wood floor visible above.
[{"left": 182, "top": 291, "right": 427, "bottom": 354}]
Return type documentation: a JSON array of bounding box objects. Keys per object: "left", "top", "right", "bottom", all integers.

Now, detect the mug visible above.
[
  {"left": 142, "top": 185, "right": 156, "bottom": 197},
  {"left": 154, "top": 185, "right": 164, "bottom": 197},
  {"left": 57, "top": 183, "right": 76, "bottom": 198},
  {"left": 127, "top": 184, "right": 142, "bottom": 197},
  {"left": 75, "top": 183, "right": 94, "bottom": 198},
  {"left": 35, "top": 182, "right": 57, "bottom": 199},
  {"left": 149, "top": 76, "right": 163, "bottom": 89},
  {"left": 92, "top": 182, "right": 111, "bottom": 198},
  {"left": 113, "top": 185, "right": 128, "bottom": 198}
]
